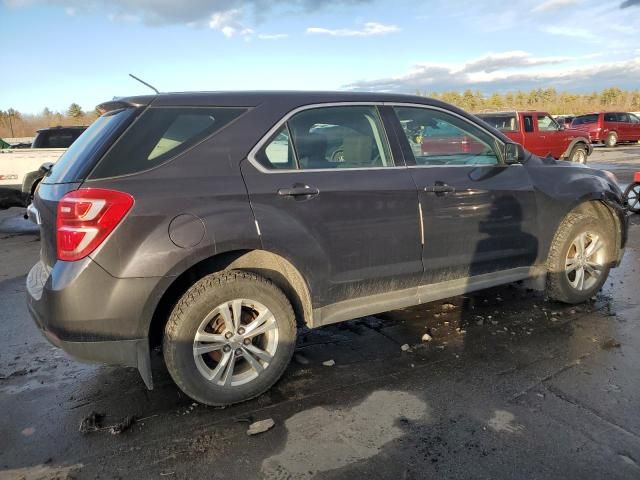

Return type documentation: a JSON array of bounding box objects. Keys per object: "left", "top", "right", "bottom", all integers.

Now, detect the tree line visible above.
[
  {"left": 3, "top": 87, "right": 640, "bottom": 139},
  {"left": 0, "top": 103, "right": 97, "bottom": 138},
  {"left": 418, "top": 87, "right": 640, "bottom": 115}
]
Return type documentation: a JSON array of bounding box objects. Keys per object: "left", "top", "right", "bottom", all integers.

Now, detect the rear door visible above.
[
  {"left": 241, "top": 104, "right": 423, "bottom": 307},
  {"left": 389, "top": 105, "right": 539, "bottom": 284}
]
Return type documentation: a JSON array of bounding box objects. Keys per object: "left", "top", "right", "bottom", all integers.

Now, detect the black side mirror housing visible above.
[{"left": 504, "top": 142, "right": 525, "bottom": 165}]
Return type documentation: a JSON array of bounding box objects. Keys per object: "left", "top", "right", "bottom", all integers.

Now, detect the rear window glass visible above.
[
  {"left": 90, "top": 107, "right": 245, "bottom": 179},
  {"left": 33, "top": 129, "right": 85, "bottom": 148},
  {"left": 477, "top": 114, "right": 518, "bottom": 132},
  {"left": 45, "top": 109, "right": 136, "bottom": 184},
  {"left": 572, "top": 114, "right": 599, "bottom": 125}
]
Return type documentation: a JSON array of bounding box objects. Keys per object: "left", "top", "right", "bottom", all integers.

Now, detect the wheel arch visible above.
[
  {"left": 147, "top": 248, "right": 314, "bottom": 350},
  {"left": 552, "top": 196, "right": 625, "bottom": 266},
  {"left": 561, "top": 137, "right": 591, "bottom": 160}
]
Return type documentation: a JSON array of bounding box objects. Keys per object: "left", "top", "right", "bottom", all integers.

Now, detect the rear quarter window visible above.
[{"left": 89, "top": 107, "right": 246, "bottom": 179}]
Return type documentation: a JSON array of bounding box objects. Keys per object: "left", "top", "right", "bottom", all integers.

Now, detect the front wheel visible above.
[
  {"left": 546, "top": 212, "right": 615, "bottom": 304},
  {"left": 163, "top": 271, "right": 296, "bottom": 406},
  {"left": 569, "top": 144, "right": 588, "bottom": 164}
]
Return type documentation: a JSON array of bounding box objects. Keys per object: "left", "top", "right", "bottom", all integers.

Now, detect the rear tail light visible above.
[{"left": 56, "top": 188, "right": 134, "bottom": 261}]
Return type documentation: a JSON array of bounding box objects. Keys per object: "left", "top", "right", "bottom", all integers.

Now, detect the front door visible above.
[
  {"left": 241, "top": 104, "right": 423, "bottom": 308},
  {"left": 536, "top": 113, "right": 565, "bottom": 158},
  {"left": 388, "top": 105, "right": 539, "bottom": 285}
]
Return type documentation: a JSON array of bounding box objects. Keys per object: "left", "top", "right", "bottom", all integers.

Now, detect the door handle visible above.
[
  {"left": 424, "top": 184, "right": 455, "bottom": 194},
  {"left": 277, "top": 184, "right": 320, "bottom": 197}
]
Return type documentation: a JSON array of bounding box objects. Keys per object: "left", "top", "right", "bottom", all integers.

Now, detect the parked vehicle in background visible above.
[
  {"left": 570, "top": 112, "right": 640, "bottom": 147},
  {"left": 0, "top": 126, "right": 87, "bottom": 208},
  {"left": 32, "top": 125, "right": 86, "bottom": 148},
  {"left": 26, "top": 91, "right": 627, "bottom": 406},
  {"left": 476, "top": 111, "right": 592, "bottom": 163}
]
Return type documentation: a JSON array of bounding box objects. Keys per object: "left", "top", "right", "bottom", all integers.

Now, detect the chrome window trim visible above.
[{"left": 247, "top": 101, "right": 518, "bottom": 173}]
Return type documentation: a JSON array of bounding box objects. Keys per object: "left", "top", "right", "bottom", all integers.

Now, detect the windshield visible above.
[{"left": 44, "top": 108, "right": 136, "bottom": 184}]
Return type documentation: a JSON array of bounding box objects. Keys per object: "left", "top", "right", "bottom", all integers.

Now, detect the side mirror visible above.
[
  {"left": 504, "top": 142, "right": 524, "bottom": 165},
  {"left": 558, "top": 124, "right": 565, "bottom": 131}
]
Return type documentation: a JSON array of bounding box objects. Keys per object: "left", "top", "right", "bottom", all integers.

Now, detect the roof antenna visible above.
[{"left": 129, "top": 73, "right": 159, "bottom": 94}]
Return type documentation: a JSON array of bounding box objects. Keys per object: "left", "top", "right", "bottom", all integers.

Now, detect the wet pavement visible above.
[{"left": 0, "top": 148, "right": 639, "bottom": 479}]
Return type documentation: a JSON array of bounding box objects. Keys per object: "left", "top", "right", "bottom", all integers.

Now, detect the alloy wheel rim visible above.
[
  {"left": 627, "top": 185, "right": 640, "bottom": 210},
  {"left": 565, "top": 232, "right": 606, "bottom": 291},
  {"left": 574, "top": 150, "right": 586, "bottom": 163},
  {"left": 192, "top": 299, "right": 279, "bottom": 387}
]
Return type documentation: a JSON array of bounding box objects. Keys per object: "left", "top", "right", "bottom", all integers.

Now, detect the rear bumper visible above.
[{"left": 26, "top": 258, "right": 160, "bottom": 388}]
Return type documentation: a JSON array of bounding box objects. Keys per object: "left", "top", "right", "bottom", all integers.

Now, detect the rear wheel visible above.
[
  {"left": 569, "top": 144, "right": 587, "bottom": 164},
  {"left": 546, "top": 212, "right": 614, "bottom": 304},
  {"left": 624, "top": 183, "right": 640, "bottom": 213},
  {"left": 606, "top": 132, "right": 618, "bottom": 148},
  {"left": 163, "top": 271, "right": 296, "bottom": 406}
]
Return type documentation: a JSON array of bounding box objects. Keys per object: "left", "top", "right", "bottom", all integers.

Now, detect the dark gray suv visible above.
[{"left": 26, "top": 92, "right": 628, "bottom": 406}]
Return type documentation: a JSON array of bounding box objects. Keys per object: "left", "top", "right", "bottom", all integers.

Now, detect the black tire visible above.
[
  {"left": 606, "top": 132, "right": 618, "bottom": 148},
  {"left": 546, "top": 212, "right": 615, "bottom": 304},
  {"left": 569, "top": 144, "right": 588, "bottom": 164},
  {"left": 624, "top": 183, "right": 640, "bottom": 213},
  {"left": 163, "top": 270, "right": 296, "bottom": 406}
]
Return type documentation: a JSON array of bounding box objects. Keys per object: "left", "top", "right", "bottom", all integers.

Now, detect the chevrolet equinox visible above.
[{"left": 26, "top": 92, "right": 628, "bottom": 406}]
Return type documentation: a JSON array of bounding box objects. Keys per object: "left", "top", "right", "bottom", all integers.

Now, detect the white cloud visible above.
[
  {"left": 208, "top": 8, "right": 254, "bottom": 38},
  {"left": 306, "top": 22, "right": 400, "bottom": 37},
  {"left": 344, "top": 52, "right": 640, "bottom": 93},
  {"left": 541, "top": 25, "right": 595, "bottom": 39},
  {"left": 532, "top": 0, "right": 578, "bottom": 13},
  {"left": 257, "top": 33, "right": 289, "bottom": 40}
]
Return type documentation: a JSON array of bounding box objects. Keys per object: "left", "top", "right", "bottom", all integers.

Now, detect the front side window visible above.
[
  {"left": 394, "top": 107, "right": 500, "bottom": 166},
  {"left": 90, "top": 107, "right": 245, "bottom": 178},
  {"left": 617, "top": 112, "right": 631, "bottom": 123},
  {"left": 630, "top": 114, "right": 640, "bottom": 124},
  {"left": 537, "top": 114, "right": 559, "bottom": 132}
]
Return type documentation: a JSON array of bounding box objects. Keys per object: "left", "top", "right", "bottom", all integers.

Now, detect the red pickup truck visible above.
[{"left": 476, "top": 111, "right": 592, "bottom": 163}]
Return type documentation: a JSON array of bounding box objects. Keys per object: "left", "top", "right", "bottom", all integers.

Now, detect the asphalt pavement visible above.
[{"left": 0, "top": 147, "right": 639, "bottom": 480}]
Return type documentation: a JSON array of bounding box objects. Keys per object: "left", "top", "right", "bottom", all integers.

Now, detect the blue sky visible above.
[{"left": 1, "top": 0, "right": 639, "bottom": 113}]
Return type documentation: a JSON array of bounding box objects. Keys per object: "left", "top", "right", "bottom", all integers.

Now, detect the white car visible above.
[{"left": 0, "top": 126, "right": 86, "bottom": 208}]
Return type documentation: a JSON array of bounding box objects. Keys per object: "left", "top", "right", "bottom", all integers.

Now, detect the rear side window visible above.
[
  {"left": 477, "top": 114, "right": 518, "bottom": 132},
  {"left": 255, "top": 126, "right": 297, "bottom": 170},
  {"left": 573, "top": 114, "right": 599, "bottom": 125},
  {"left": 90, "top": 107, "right": 245, "bottom": 179},
  {"left": 523, "top": 115, "right": 534, "bottom": 132},
  {"left": 604, "top": 113, "right": 618, "bottom": 122},
  {"left": 255, "top": 105, "right": 394, "bottom": 170}
]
